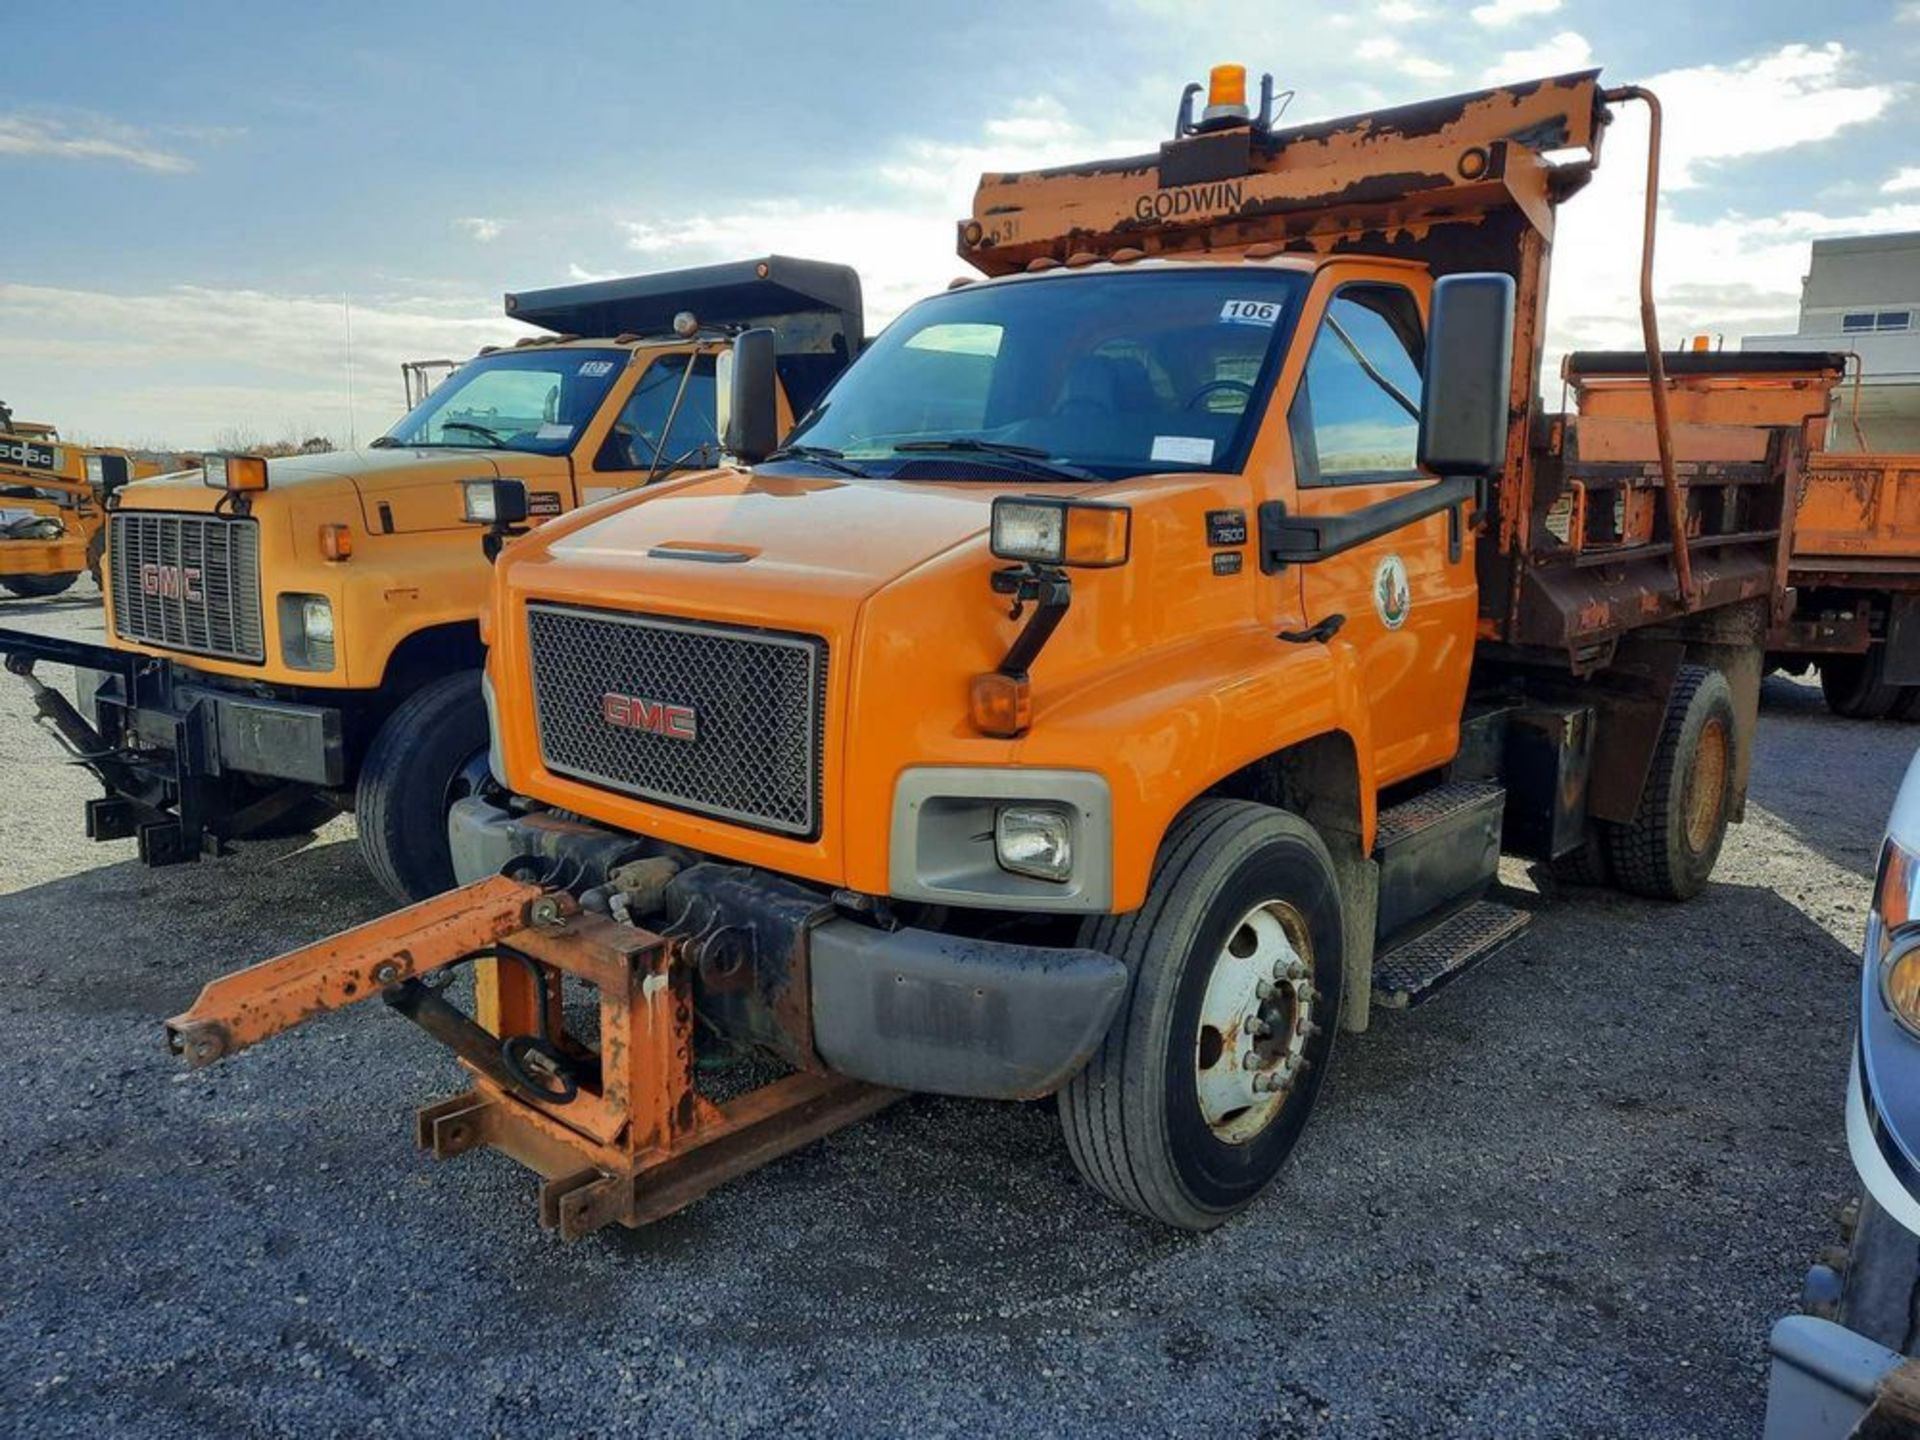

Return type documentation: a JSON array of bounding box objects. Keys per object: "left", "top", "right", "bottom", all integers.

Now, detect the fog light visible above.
[
  {"left": 1886, "top": 942, "right": 1920, "bottom": 1037},
  {"left": 995, "top": 806, "right": 1073, "bottom": 883}
]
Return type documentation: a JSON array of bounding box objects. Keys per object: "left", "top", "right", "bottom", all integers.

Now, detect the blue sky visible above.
[{"left": 3, "top": 0, "right": 1916, "bottom": 447}]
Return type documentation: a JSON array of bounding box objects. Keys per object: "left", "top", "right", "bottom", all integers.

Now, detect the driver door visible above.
[
  {"left": 585, "top": 353, "right": 722, "bottom": 503},
  {"left": 1285, "top": 279, "right": 1478, "bottom": 783}
]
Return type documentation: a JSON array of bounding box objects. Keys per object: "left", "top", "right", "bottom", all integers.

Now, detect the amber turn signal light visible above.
[
  {"left": 203, "top": 453, "right": 268, "bottom": 492},
  {"left": 319, "top": 523, "right": 353, "bottom": 561},
  {"left": 969, "top": 672, "right": 1032, "bottom": 739},
  {"left": 990, "top": 497, "right": 1131, "bottom": 569}
]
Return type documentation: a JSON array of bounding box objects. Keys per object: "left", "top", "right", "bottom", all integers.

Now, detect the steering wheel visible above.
[{"left": 1183, "top": 379, "right": 1255, "bottom": 411}]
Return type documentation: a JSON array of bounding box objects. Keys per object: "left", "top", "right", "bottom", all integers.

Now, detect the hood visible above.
[
  {"left": 527, "top": 469, "right": 998, "bottom": 614},
  {"left": 119, "top": 447, "right": 570, "bottom": 535}
]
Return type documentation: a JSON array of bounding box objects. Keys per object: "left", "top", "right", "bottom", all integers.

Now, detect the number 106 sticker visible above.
[{"left": 1220, "top": 299, "right": 1281, "bottom": 325}]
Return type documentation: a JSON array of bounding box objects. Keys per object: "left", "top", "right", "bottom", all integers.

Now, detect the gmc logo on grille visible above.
[
  {"left": 140, "top": 562, "right": 202, "bottom": 601},
  {"left": 601, "top": 693, "right": 697, "bottom": 742}
]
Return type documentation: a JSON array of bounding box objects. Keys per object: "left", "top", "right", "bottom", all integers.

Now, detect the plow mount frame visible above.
[{"left": 165, "top": 875, "right": 899, "bottom": 1239}]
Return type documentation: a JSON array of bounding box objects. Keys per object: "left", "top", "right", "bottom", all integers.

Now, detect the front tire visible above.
[
  {"left": 2, "top": 572, "right": 78, "bottom": 598},
  {"left": 354, "top": 670, "right": 493, "bottom": 903},
  {"left": 1058, "top": 800, "right": 1344, "bottom": 1231},
  {"left": 1607, "top": 665, "right": 1735, "bottom": 901}
]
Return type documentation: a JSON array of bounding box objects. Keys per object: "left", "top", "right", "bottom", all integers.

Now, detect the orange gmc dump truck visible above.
[
  {"left": 164, "top": 67, "right": 1825, "bottom": 1236},
  {"left": 1570, "top": 355, "right": 1920, "bottom": 719},
  {"left": 0, "top": 258, "right": 861, "bottom": 900},
  {"left": 0, "top": 412, "right": 160, "bottom": 597}
]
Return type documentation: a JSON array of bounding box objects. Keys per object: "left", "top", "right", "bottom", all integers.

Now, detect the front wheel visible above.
[
  {"left": 354, "top": 670, "right": 494, "bottom": 903},
  {"left": 1058, "top": 800, "right": 1344, "bottom": 1230},
  {"left": 2, "top": 572, "right": 78, "bottom": 598},
  {"left": 1837, "top": 1193, "right": 1920, "bottom": 1354}
]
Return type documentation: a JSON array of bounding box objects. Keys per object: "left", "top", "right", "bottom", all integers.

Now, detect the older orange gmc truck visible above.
[
  {"left": 166, "top": 68, "right": 1824, "bottom": 1236},
  {"left": 0, "top": 412, "right": 160, "bottom": 596},
  {"left": 0, "top": 258, "right": 861, "bottom": 900}
]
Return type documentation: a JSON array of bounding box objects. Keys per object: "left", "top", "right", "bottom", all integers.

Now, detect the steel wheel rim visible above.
[
  {"left": 1684, "top": 716, "right": 1729, "bottom": 854},
  {"left": 1193, "top": 899, "right": 1318, "bottom": 1145}
]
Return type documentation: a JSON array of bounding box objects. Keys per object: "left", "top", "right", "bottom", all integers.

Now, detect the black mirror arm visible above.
[{"left": 1257, "top": 473, "right": 1482, "bottom": 571}]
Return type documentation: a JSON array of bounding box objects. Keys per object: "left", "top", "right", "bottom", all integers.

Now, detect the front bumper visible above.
[
  {"left": 1848, "top": 1042, "right": 1920, "bottom": 1239},
  {"left": 0, "top": 624, "right": 344, "bottom": 863},
  {"left": 449, "top": 797, "right": 1129, "bottom": 1100}
]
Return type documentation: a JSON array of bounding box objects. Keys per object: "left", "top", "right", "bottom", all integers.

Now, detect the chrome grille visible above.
[
  {"left": 108, "top": 512, "right": 264, "bottom": 663},
  {"left": 527, "top": 602, "right": 825, "bottom": 837}
]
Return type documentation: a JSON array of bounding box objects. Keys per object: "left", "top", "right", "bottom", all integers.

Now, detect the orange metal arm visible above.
[
  {"left": 1602, "top": 83, "right": 1694, "bottom": 604},
  {"left": 164, "top": 875, "right": 546, "bottom": 1067}
]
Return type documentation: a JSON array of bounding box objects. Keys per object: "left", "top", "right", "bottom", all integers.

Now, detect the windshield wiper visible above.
[
  {"left": 764, "top": 444, "right": 870, "bottom": 478},
  {"left": 440, "top": 420, "right": 507, "bottom": 448},
  {"left": 891, "top": 438, "right": 1095, "bottom": 480}
]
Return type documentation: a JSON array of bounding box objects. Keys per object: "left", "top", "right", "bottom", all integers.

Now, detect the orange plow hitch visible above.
[
  {"left": 164, "top": 874, "right": 547, "bottom": 1066},
  {"left": 163, "top": 872, "right": 899, "bottom": 1238}
]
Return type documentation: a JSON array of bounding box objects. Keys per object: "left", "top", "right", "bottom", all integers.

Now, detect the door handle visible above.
[{"left": 1279, "top": 613, "right": 1346, "bottom": 645}]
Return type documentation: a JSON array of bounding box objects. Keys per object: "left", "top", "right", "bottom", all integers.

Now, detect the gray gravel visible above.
[{"left": 0, "top": 584, "right": 1907, "bottom": 1438}]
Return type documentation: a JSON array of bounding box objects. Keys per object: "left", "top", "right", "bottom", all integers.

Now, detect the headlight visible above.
[
  {"left": 995, "top": 805, "right": 1074, "bottom": 882},
  {"left": 277, "top": 593, "right": 335, "bottom": 671},
  {"left": 989, "top": 497, "right": 1131, "bottom": 568},
  {"left": 1886, "top": 942, "right": 1920, "bottom": 1036},
  {"left": 84, "top": 455, "right": 104, "bottom": 485},
  {"left": 463, "top": 478, "right": 528, "bottom": 525},
  {"left": 203, "top": 453, "right": 268, "bottom": 492}
]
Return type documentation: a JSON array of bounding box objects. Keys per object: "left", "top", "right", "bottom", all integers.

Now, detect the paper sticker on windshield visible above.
[
  {"left": 577, "top": 360, "right": 615, "bottom": 377},
  {"left": 1151, "top": 435, "right": 1214, "bottom": 465},
  {"left": 1220, "top": 299, "right": 1281, "bottom": 326},
  {"left": 536, "top": 423, "right": 573, "bottom": 440}
]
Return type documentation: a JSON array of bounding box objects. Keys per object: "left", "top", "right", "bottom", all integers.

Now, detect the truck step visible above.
[
  {"left": 1371, "top": 899, "right": 1531, "bottom": 1010},
  {"left": 1373, "top": 780, "right": 1506, "bottom": 850}
]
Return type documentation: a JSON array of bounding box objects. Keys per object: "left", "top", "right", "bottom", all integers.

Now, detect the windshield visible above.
[
  {"left": 384, "top": 347, "right": 627, "bottom": 455},
  {"left": 783, "top": 268, "right": 1306, "bottom": 480}
]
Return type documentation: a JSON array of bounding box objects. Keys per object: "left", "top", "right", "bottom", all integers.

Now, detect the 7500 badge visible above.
[{"left": 0, "top": 438, "right": 58, "bottom": 472}]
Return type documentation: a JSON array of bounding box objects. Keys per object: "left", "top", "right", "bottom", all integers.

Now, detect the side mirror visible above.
[
  {"left": 721, "top": 327, "right": 779, "bottom": 466},
  {"left": 1418, "top": 273, "right": 1515, "bottom": 478}
]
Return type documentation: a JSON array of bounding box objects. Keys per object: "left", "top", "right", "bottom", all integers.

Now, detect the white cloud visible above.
[
  {"left": 1355, "top": 36, "right": 1454, "bottom": 82},
  {"left": 1481, "top": 30, "right": 1593, "bottom": 84},
  {"left": 1882, "top": 167, "right": 1920, "bottom": 194},
  {"left": 0, "top": 284, "right": 531, "bottom": 447},
  {"left": 1542, "top": 43, "right": 1905, "bottom": 378},
  {"left": 455, "top": 216, "right": 503, "bottom": 242},
  {"left": 1374, "top": 0, "right": 1429, "bottom": 20},
  {"left": 0, "top": 113, "right": 192, "bottom": 173},
  {"left": 1470, "top": 0, "right": 1560, "bottom": 27}
]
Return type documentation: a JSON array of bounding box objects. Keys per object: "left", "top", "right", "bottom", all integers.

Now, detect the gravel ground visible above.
[{"left": 0, "top": 584, "right": 1909, "bottom": 1438}]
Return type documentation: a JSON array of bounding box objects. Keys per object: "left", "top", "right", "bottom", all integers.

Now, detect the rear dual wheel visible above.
[
  {"left": 1607, "top": 665, "right": 1735, "bottom": 901},
  {"left": 1821, "top": 650, "right": 1902, "bottom": 720},
  {"left": 1059, "top": 800, "right": 1344, "bottom": 1230}
]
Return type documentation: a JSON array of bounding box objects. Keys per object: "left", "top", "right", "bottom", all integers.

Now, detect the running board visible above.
[{"left": 1371, "top": 899, "right": 1531, "bottom": 1009}]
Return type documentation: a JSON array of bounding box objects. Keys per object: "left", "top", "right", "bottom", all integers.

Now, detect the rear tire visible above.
[
  {"left": 1606, "top": 665, "right": 1735, "bottom": 901},
  {"left": 354, "top": 670, "right": 493, "bottom": 903},
  {"left": 1058, "top": 800, "right": 1344, "bottom": 1231},
  {"left": 2, "top": 572, "right": 78, "bottom": 598},
  {"left": 1822, "top": 651, "right": 1900, "bottom": 720}
]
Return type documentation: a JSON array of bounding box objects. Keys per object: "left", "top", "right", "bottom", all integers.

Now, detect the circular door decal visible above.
[{"left": 1374, "top": 554, "right": 1410, "bottom": 630}]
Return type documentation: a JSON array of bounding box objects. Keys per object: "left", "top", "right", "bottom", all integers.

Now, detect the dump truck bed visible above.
[{"left": 1790, "top": 452, "right": 1920, "bottom": 589}]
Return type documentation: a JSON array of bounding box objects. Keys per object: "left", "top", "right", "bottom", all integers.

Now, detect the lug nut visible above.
[
  {"left": 1255, "top": 979, "right": 1279, "bottom": 1002},
  {"left": 1241, "top": 1051, "right": 1264, "bottom": 1071},
  {"left": 1245, "top": 1017, "right": 1272, "bottom": 1039},
  {"left": 1296, "top": 1018, "right": 1322, "bottom": 1039}
]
